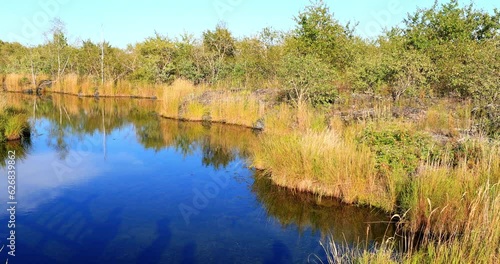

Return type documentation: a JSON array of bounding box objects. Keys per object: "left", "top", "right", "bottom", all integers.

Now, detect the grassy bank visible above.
[
  {"left": 2, "top": 73, "right": 160, "bottom": 99},
  {"left": 0, "top": 96, "right": 30, "bottom": 141},
  {"left": 156, "top": 80, "right": 499, "bottom": 261},
  {"left": 159, "top": 79, "right": 267, "bottom": 128},
  {"left": 2, "top": 81, "right": 498, "bottom": 262},
  {"left": 321, "top": 183, "right": 499, "bottom": 264},
  {"left": 253, "top": 111, "right": 499, "bottom": 232}
]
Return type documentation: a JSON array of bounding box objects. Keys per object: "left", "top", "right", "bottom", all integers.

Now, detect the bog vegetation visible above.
[
  {"left": 1, "top": 0, "right": 499, "bottom": 263},
  {"left": 0, "top": 96, "right": 30, "bottom": 141}
]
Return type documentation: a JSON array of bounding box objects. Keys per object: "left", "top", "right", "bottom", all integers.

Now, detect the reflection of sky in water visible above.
[{"left": 0, "top": 96, "right": 392, "bottom": 263}]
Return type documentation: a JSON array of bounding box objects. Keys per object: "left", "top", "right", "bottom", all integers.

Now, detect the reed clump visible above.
[
  {"left": 252, "top": 129, "right": 393, "bottom": 210},
  {"left": 1, "top": 73, "right": 161, "bottom": 98},
  {"left": 321, "top": 183, "right": 499, "bottom": 264},
  {"left": 3, "top": 74, "right": 32, "bottom": 91},
  {"left": 159, "top": 79, "right": 264, "bottom": 128},
  {"left": 0, "top": 106, "right": 30, "bottom": 141}
]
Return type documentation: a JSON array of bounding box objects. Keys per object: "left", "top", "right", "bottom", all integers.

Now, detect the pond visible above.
[{"left": 0, "top": 94, "right": 393, "bottom": 264}]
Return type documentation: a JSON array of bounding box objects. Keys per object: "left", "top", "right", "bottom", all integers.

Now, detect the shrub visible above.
[{"left": 0, "top": 107, "right": 30, "bottom": 141}]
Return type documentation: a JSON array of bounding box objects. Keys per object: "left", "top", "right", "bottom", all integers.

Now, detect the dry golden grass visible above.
[
  {"left": 252, "top": 130, "right": 392, "bottom": 210},
  {"left": 160, "top": 79, "right": 199, "bottom": 118},
  {"left": 262, "top": 103, "right": 295, "bottom": 134},
  {"left": 53, "top": 73, "right": 79, "bottom": 94},
  {"left": 208, "top": 91, "right": 262, "bottom": 127},
  {"left": 405, "top": 139, "right": 500, "bottom": 233},
  {"left": 2, "top": 73, "right": 160, "bottom": 98},
  {"left": 0, "top": 96, "right": 6, "bottom": 111},
  {"left": 415, "top": 99, "right": 474, "bottom": 138},
  {"left": 183, "top": 101, "right": 207, "bottom": 121},
  {"left": 3, "top": 74, "right": 31, "bottom": 91},
  {"left": 323, "top": 183, "right": 499, "bottom": 264},
  {"left": 159, "top": 79, "right": 263, "bottom": 127}
]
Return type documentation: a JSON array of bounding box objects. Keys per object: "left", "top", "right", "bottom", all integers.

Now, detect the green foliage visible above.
[
  {"left": 358, "top": 125, "right": 434, "bottom": 176},
  {"left": 278, "top": 54, "right": 337, "bottom": 106},
  {"left": 402, "top": 1, "right": 500, "bottom": 97},
  {"left": 380, "top": 36, "right": 435, "bottom": 100},
  {"left": 473, "top": 102, "right": 499, "bottom": 139},
  {"left": 0, "top": 1, "right": 498, "bottom": 138},
  {"left": 203, "top": 23, "right": 236, "bottom": 58},
  {"left": 173, "top": 34, "right": 206, "bottom": 84},
  {"left": 202, "top": 23, "right": 237, "bottom": 84},
  {"left": 350, "top": 36, "right": 435, "bottom": 99},
  {"left": 0, "top": 107, "right": 30, "bottom": 142},
  {"left": 290, "top": 0, "right": 356, "bottom": 70},
  {"left": 404, "top": 0, "right": 500, "bottom": 49},
  {"left": 130, "top": 33, "right": 176, "bottom": 84}
]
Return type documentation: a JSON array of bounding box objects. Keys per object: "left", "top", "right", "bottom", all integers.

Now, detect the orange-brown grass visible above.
[
  {"left": 159, "top": 79, "right": 200, "bottom": 118},
  {"left": 3, "top": 73, "right": 161, "bottom": 98},
  {"left": 263, "top": 103, "right": 295, "bottom": 135},
  {"left": 53, "top": 73, "right": 79, "bottom": 94},
  {"left": 159, "top": 80, "right": 263, "bottom": 127},
  {"left": 252, "top": 130, "right": 392, "bottom": 210},
  {"left": 3, "top": 74, "right": 31, "bottom": 91},
  {"left": 417, "top": 100, "right": 473, "bottom": 137},
  {"left": 323, "top": 183, "right": 499, "bottom": 264},
  {"left": 208, "top": 91, "right": 262, "bottom": 127},
  {"left": 404, "top": 138, "right": 500, "bottom": 234}
]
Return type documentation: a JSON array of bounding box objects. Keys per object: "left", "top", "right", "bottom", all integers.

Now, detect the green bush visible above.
[
  {"left": 358, "top": 125, "right": 434, "bottom": 176},
  {"left": 0, "top": 107, "right": 30, "bottom": 141},
  {"left": 278, "top": 54, "right": 337, "bottom": 106}
]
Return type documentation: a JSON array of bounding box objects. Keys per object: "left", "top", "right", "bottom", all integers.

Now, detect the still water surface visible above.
[{"left": 0, "top": 94, "right": 392, "bottom": 263}]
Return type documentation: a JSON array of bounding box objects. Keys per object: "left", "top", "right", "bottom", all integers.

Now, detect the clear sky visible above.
[{"left": 1, "top": 0, "right": 497, "bottom": 48}]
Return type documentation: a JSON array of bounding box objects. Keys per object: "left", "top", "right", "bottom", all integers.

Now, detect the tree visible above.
[
  {"left": 278, "top": 54, "right": 336, "bottom": 107},
  {"left": 173, "top": 33, "right": 207, "bottom": 84},
  {"left": 202, "top": 23, "right": 236, "bottom": 83},
  {"left": 45, "top": 18, "right": 71, "bottom": 81},
  {"left": 232, "top": 37, "right": 268, "bottom": 88},
  {"left": 131, "top": 33, "right": 176, "bottom": 84},
  {"left": 404, "top": 0, "right": 500, "bottom": 49},
  {"left": 77, "top": 40, "right": 101, "bottom": 76},
  {"left": 290, "top": 0, "right": 356, "bottom": 70},
  {"left": 380, "top": 35, "right": 435, "bottom": 101},
  {"left": 402, "top": 0, "right": 500, "bottom": 97}
]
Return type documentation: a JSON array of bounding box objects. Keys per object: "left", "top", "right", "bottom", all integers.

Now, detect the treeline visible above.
[{"left": 1, "top": 0, "right": 499, "bottom": 105}]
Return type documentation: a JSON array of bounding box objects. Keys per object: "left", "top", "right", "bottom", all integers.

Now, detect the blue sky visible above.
[{"left": 1, "top": 0, "right": 497, "bottom": 48}]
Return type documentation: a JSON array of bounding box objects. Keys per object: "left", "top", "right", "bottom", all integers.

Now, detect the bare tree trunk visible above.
[
  {"left": 101, "top": 25, "right": 105, "bottom": 87},
  {"left": 57, "top": 45, "right": 61, "bottom": 81},
  {"left": 30, "top": 51, "right": 37, "bottom": 88}
]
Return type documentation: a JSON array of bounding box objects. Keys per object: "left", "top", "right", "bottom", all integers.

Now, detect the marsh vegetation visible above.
[{"left": 1, "top": 0, "right": 499, "bottom": 262}]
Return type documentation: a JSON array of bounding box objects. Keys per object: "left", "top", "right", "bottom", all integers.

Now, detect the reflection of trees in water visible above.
[
  {"left": 4, "top": 93, "right": 259, "bottom": 170},
  {"left": 201, "top": 138, "right": 235, "bottom": 169},
  {"left": 252, "top": 172, "right": 395, "bottom": 245},
  {"left": 158, "top": 118, "right": 257, "bottom": 169},
  {"left": 130, "top": 109, "right": 164, "bottom": 151},
  {"left": 0, "top": 137, "right": 32, "bottom": 167},
  {"left": 47, "top": 125, "right": 69, "bottom": 160}
]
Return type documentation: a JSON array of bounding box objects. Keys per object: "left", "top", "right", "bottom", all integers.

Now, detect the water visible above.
[{"left": 0, "top": 94, "right": 392, "bottom": 263}]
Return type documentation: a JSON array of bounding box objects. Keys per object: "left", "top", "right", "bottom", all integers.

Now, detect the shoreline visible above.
[
  {"left": 2, "top": 89, "right": 159, "bottom": 100},
  {"left": 5, "top": 91, "right": 496, "bottom": 223}
]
